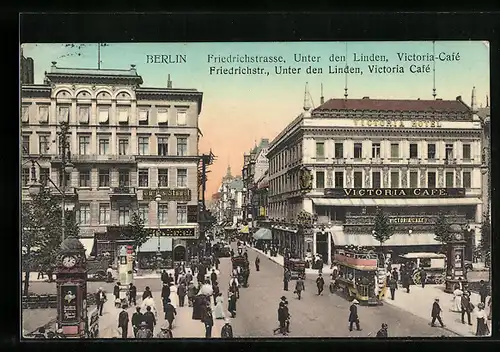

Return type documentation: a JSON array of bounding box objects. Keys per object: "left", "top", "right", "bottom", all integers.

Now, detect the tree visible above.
[
  {"left": 128, "top": 212, "right": 151, "bottom": 251},
  {"left": 479, "top": 212, "right": 491, "bottom": 267},
  {"left": 433, "top": 212, "right": 453, "bottom": 251},
  {"left": 21, "top": 188, "right": 79, "bottom": 296},
  {"left": 372, "top": 207, "right": 394, "bottom": 248}
]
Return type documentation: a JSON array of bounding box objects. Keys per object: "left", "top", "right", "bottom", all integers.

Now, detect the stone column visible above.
[
  {"left": 327, "top": 167, "right": 334, "bottom": 188},
  {"left": 401, "top": 167, "right": 408, "bottom": 188},
  {"left": 419, "top": 167, "right": 426, "bottom": 187},
  {"left": 364, "top": 166, "right": 371, "bottom": 187},
  {"left": 437, "top": 167, "right": 444, "bottom": 188},
  {"left": 313, "top": 231, "right": 317, "bottom": 255},
  {"left": 382, "top": 167, "right": 389, "bottom": 188},
  {"left": 455, "top": 167, "right": 462, "bottom": 187},
  {"left": 345, "top": 167, "right": 353, "bottom": 187},
  {"left": 327, "top": 232, "right": 332, "bottom": 264}
]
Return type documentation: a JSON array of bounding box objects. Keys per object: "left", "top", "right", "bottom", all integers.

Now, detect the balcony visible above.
[
  {"left": 109, "top": 186, "right": 137, "bottom": 198},
  {"left": 49, "top": 186, "right": 78, "bottom": 199},
  {"left": 53, "top": 154, "right": 136, "bottom": 164}
]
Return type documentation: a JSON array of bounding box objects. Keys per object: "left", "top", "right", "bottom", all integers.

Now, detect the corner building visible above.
[
  {"left": 267, "top": 96, "right": 484, "bottom": 263},
  {"left": 21, "top": 63, "right": 203, "bottom": 265}
]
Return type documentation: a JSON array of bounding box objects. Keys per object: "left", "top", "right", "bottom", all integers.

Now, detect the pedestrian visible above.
[
  {"left": 461, "top": 291, "right": 473, "bottom": 325},
  {"left": 348, "top": 299, "right": 361, "bottom": 331},
  {"left": 142, "top": 295, "right": 157, "bottom": 318},
  {"left": 161, "top": 283, "right": 171, "bottom": 310},
  {"left": 118, "top": 304, "right": 129, "bottom": 338},
  {"left": 168, "top": 273, "right": 175, "bottom": 286},
  {"left": 128, "top": 283, "right": 137, "bottom": 306},
  {"left": 37, "top": 269, "right": 44, "bottom": 280},
  {"left": 452, "top": 285, "right": 464, "bottom": 312},
  {"left": 316, "top": 273, "right": 325, "bottom": 295},
  {"left": 283, "top": 269, "right": 291, "bottom": 291},
  {"left": 212, "top": 282, "right": 220, "bottom": 304},
  {"left": 164, "top": 298, "right": 177, "bottom": 330},
  {"left": 156, "top": 325, "right": 174, "bottom": 338},
  {"left": 214, "top": 293, "right": 225, "bottom": 319},
  {"left": 478, "top": 280, "right": 488, "bottom": 304},
  {"left": 214, "top": 256, "right": 220, "bottom": 270},
  {"left": 220, "top": 319, "right": 234, "bottom": 338},
  {"left": 136, "top": 321, "right": 153, "bottom": 339},
  {"left": 210, "top": 269, "right": 218, "bottom": 285},
  {"left": 174, "top": 264, "right": 180, "bottom": 285},
  {"left": 187, "top": 281, "right": 197, "bottom": 307},
  {"left": 177, "top": 282, "right": 187, "bottom": 307},
  {"left": 161, "top": 270, "right": 168, "bottom": 285},
  {"left": 402, "top": 273, "right": 410, "bottom": 294},
  {"left": 476, "top": 302, "right": 490, "bottom": 336},
  {"left": 131, "top": 306, "right": 143, "bottom": 338},
  {"left": 203, "top": 305, "right": 214, "bottom": 338},
  {"left": 96, "top": 287, "right": 107, "bottom": 316},
  {"left": 391, "top": 267, "right": 399, "bottom": 286},
  {"left": 142, "top": 286, "right": 153, "bottom": 300},
  {"left": 420, "top": 268, "right": 427, "bottom": 288},
  {"left": 274, "top": 301, "right": 288, "bottom": 335},
  {"left": 142, "top": 305, "right": 156, "bottom": 333},
  {"left": 255, "top": 256, "right": 260, "bottom": 271},
  {"left": 228, "top": 290, "right": 237, "bottom": 318},
  {"left": 376, "top": 323, "right": 388, "bottom": 337},
  {"left": 185, "top": 270, "right": 193, "bottom": 285},
  {"left": 430, "top": 298, "right": 445, "bottom": 328},
  {"left": 388, "top": 277, "right": 397, "bottom": 300},
  {"left": 294, "top": 276, "right": 305, "bottom": 300},
  {"left": 114, "top": 282, "right": 121, "bottom": 300}
]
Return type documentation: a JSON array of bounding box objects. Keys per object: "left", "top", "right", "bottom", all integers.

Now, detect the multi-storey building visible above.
[
  {"left": 267, "top": 94, "right": 485, "bottom": 264},
  {"left": 21, "top": 62, "right": 203, "bottom": 264},
  {"left": 212, "top": 166, "right": 244, "bottom": 226}
]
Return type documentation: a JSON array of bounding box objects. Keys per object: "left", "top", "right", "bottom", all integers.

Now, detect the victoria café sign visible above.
[{"left": 324, "top": 188, "right": 466, "bottom": 198}]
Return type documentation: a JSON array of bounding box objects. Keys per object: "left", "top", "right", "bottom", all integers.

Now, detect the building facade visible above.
[
  {"left": 21, "top": 62, "right": 203, "bottom": 264},
  {"left": 267, "top": 95, "right": 485, "bottom": 264},
  {"left": 212, "top": 166, "right": 244, "bottom": 226}
]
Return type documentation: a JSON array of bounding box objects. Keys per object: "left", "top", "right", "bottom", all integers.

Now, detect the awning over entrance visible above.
[
  {"left": 137, "top": 237, "right": 173, "bottom": 253},
  {"left": 79, "top": 238, "right": 96, "bottom": 258},
  {"left": 331, "top": 232, "right": 440, "bottom": 247},
  {"left": 253, "top": 228, "right": 272, "bottom": 240},
  {"left": 313, "top": 198, "right": 481, "bottom": 206}
]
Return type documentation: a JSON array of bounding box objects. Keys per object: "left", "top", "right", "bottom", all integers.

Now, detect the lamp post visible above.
[
  {"left": 155, "top": 193, "right": 162, "bottom": 273},
  {"left": 58, "top": 121, "right": 74, "bottom": 243}
]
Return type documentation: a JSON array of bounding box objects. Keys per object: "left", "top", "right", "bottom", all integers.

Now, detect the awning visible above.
[
  {"left": 331, "top": 232, "right": 440, "bottom": 247},
  {"left": 253, "top": 228, "right": 272, "bottom": 240},
  {"left": 137, "top": 237, "right": 173, "bottom": 253},
  {"left": 79, "top": 238, "right": 96, "bottom": 258},
  {"left": 313, "top": 198, "right": 481, "bottom": 207}
]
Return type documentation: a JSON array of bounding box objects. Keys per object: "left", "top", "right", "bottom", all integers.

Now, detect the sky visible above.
[{"left": 22, "top": 41, "right": 490, "bottom": 196}]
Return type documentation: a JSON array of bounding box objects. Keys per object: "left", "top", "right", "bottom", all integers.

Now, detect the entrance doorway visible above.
[
  {"left": 316, "top": 233, "right": 328, "bottom": 265},
  {"left": 173, "top": 245, "right": 186, "bottom": 262}
]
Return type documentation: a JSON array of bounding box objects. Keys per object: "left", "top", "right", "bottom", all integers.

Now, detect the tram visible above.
[{"left": 332, "top": 247, "right": 381, "bottom": 306}]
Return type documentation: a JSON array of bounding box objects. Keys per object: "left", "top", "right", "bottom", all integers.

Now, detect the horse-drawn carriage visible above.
[{"left": 231, "top": 255, "right": 250, "bottom": 288}]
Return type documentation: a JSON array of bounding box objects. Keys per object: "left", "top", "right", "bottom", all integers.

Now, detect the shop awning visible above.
[
  {"left": 331, "top": 232, "right": 440, "bottom": 247},
  {"left": 79, "top": 238, "right": 96, "bottom": 258},
  {"left": 313, "top": 198, "right": 481, "bottom": 207},
  {"left": 253, "top": 228, "right": 272, "bottom": 240},
  {"left": 137, "top": 237, "right": 173, "bottom": 253}
]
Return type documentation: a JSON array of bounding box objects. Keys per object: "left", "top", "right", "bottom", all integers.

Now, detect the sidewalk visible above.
[
  {"left": 250, "top": 246, "right": 333, "bottom": 275},
  {"left": 382, "top": 284, "right": 492, "bottom": 337}
]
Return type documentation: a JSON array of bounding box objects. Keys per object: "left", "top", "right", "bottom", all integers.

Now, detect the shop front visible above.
[{"left": 271, "top": 224, "right": 303, "bottom": 259}]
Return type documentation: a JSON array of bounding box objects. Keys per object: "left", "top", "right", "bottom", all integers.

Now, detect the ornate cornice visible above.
[
  {"left": 302, "top": 127, "right": 482, "bottom": 137},
  {"left": 136, "top": 89, "right": 203, "bottom": 114}
]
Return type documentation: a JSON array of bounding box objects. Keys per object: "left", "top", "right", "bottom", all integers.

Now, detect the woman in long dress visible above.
[
  {"left": 476, "top": 302, "right": 490, "bottom": 336},
  {"left": 214, "top": 293, "right": 225, "bottom": 319},
  {"left": 451, "top": 286, "right": 463, "bottom": 312}
]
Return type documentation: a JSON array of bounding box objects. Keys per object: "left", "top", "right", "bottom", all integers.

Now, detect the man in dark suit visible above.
[
  {"left": 348, "top": 300, "right": 361, "bottom": 331},
  {"left": 113, "top": 282, "right": 121, "bottom": 301},
  {"left": 164, "top": 298, "right": 177, "bottom": 329},
  {"left": 210, "top": 269, "right": 218, "bottom": 285},
  {"left": 128, "top": 283, "right": 137, "bottom": 306},
  {"left": 388, "top": 277, "right": 397, "bottom": 300},
  {"left": 131, "top": 306, "right": 143, "bottom": 338},
  {"left": 430, "top": 298, "right": 445, "bottom": 327},
  {"left": 118, "top": 304, "right": 129, "bottom": 338},
  {"left": 461, "top": 292, "right": 473, "bottom": 325},
  {"left": 420, "top": 269, "right": 427, "bottom": 288},
  {"left": 143, "top": 305, "right": 156, "bottom": 333}
]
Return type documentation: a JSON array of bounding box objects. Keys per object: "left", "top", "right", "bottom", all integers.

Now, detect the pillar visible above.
[
  {"left": 313, "top": 231, "right": 317, "bottom": 255},
  {"left": 327, "top": 232, "right": 332, "bottom": 264},
  {"left": 475, "top": 203, "right": 483, "bottom": 224}
]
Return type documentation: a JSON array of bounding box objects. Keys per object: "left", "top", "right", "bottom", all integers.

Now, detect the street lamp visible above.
[
  {"left": 155, "top": 193, "right": 162, "bottom": 272},
  {"left": 28, "top": 161, "right": 42, "bottom": 196}
]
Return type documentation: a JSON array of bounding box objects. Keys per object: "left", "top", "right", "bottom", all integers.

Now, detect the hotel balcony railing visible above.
[
  {"left": 110, "top": 186, "right": 137, "bottom": 197},
  {"left": 49, "top": 186, "right": 78, "bottom": 198},
  {"left": 53, "top": 154, "right": 136, "bottom": 164}
]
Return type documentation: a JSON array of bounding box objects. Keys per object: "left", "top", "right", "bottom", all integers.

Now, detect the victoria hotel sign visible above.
[{"left": 324, "top": 188, "right": 466, "bottom": 198}]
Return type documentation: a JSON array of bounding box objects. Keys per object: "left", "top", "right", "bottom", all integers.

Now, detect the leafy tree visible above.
[
  {"left": 433, "top": 212, "right": 453, "bottom": 249},
  {"left": 479, "top": 212, "right": 491, "bottom": 267},
  {"left": 128, "top": 212, "right": 151, "bottom": 251},
  {"left": 372, "top": 207, "right": 394, "bottom": 248},
  {"left": 21, "top": 188, "right": 79, "bottom": 296}
]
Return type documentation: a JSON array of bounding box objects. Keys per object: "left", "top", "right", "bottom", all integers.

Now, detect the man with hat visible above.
[
  {"left": 376, "top": 323, "right": 388, "bottom": 337},
  {"left": 430, "top": 298, "right": 445, "bottom": 327},
  {"left": 131, "top": 306, "right": 143, "bottom": 338},
  {"left": 164, "top": 298, "right": 177, "bottom": 330},
  {"left": 348, "top": 299, "right": 361, "bottom": 332},
  {"left": 220, "top": 319, "right": 234, "bottom": 338},
  {"left": 136, "top": 321, "right": 153, "bottom": 339},
  {"left": 118, "top": 303, "right": 130, "bottom": 338},
  {"left": 274, "top": 301, "right": 289, "bottom": 335},
  {"left": 96, "top": 287, "right": 107, "bottom": 316},
  {"left": 156, "top": 325, "right": 174, "bottom": 338},
  {"left": 460, "top": 291, "right": 473, "bottom": 325}
]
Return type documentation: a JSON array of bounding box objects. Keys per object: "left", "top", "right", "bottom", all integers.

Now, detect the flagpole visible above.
[{"left": 98, "top": 44, "right": 101, "bottom": 70}]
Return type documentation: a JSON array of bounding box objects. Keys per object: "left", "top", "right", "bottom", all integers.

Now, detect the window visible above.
[
  {"left": 445, "top": 144, "right": 454, "bottom": 161},
  {"left": 177, "top": 204, "right": 187, "bottom": 224},
  {"left": 177, "top": 137, "right": 187, "bottom": 156},
  {"left": 99, "top": 204, "right": 110, "bottom": 225},
  {"left": 354, "top": 143, "right": 363, "bottom": 159},
  {"left": 118, "top": 107, "right": 129, "bottom": 124},
  {"left": 79, "top": 204, "right": 91, "bottom": 225},
  {"left": 78, "top": 106, "right": 90, "bottom": 124},
  {"left": 158, "top": 169, "right": 169, "bottom": 187},
  {"left": 98, "top": 106, "right": 109, "bottom": 124},
  {"left": 316, "top": 171, "right": 325, "bottom": 188},
  {"left": 22, "top": 168, "right": 30, "bottom": 186},
  {"left": 22, "top": 135, "right": 30, "bottom": 154},
  {"left": 38, "top": 106, "right": 49, "bottom": 123},
  {"left": 409, "top": 144, "right": 418, "bottom": 158},
  {"left": 158, "top": 204, "right": 168, "bottom": 224},
  {"left": 427, "top": 143, "right": 436, "bottom": 159},
  {"left": 177, "top": 111, "right": 187, "bottom": 126},
  {"left": 138, "top": 109, "right": 149, "bottom": 125},
  {"left": 98, "top": 137, "right": 110, "bottom": 155},
  {"left": 463, "top": 144, "right": 471, "bottom": 160},
  {"left": 57, "top": 106, "right": 70, "bottom": 123},
  {"left": 21, "top": 105, "right": 30, "bottom": 123},
  {"left": 353, "top": 171, "right": 363, "bottom": 188},
  {"left": 79, "top": 135, "right": 90, "bottom": 155},
  {"left": 138, "top": 205, "right": 149, "bottom": 225},
  {"left": 138, "top": 136, "right": 149, "bottom": 155},
  {"left": 390, "top": 143, "right": 399, "bottom": 158},
  {"left": 316, "top": 142, "right": 325, "bottom": 158},
  {"left": 157, "top": 109, "right": 168, "bottom": 125},
  {"left": 58, "top": 171, "right": 71, "bottom": 188},
  {"left": 372, "top": 143, "right": 381, "bottom": 158},
  {"left": 98, "top": 169, "right": 110, "bottom": 187},
  {"left": 39, "top": 168, "right": 49, "bottom": 187},
  {"left": 446, "top": 172, "right": 454, "bottom": 187},
  {"left": 334, "top": 172, "right": 344, "bottom": 188},
  {"left": 118, "top": 138, "right": 129, "bottom": 155},
  {"left": 391, "top": 171, "right": 399, "bottom": 188},
  {"left": 177, "top": 169, "right": 187, "bottom": 187},
  {"left": 463, "top": 171, "right": 472, "bottom": 188},
  {"left": 119, "top": 206, "right": 130, "bottom": 226},
  {"left": 138, "top": 169, "right": 149, "bottom": 187},
  {"left": 372, "top": 171, "right": 381, "bottom": 188},
  {"left": 409, "top": 171, "right": 418, "bottom": 188},
  {"left": 427, "top": 171, "right": 436, "bottom": 188},
  {"left": 39, "top": 135, "right": 50, "bottom": 155},
  {"left": 119, "top": 169, "right": 130, "bottom": 187},
  {"left": 79, "top": 170, "right": 91, "bottom": 187},
  {"left": 158, "top": 137, "right": 169, "bottom": 156}
]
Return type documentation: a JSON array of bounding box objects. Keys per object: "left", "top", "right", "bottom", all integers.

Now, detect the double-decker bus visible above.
[{"left": 332, "top": 248, "right": 381, "bottom": 306}]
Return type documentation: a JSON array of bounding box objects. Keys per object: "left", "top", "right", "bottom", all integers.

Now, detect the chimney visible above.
[
  {"left": 362, "top": 96, "right": 369, "bottom": 99},
  {"left": 471, "top": 86, "right": 477, "bottom": 112},
  {"left": 167, "top": 74, "right": 172, "bottom": 88},
  {"left": 486, "top": 94, "right": 489, "bottom": 107},
  {"left": 320, "top": 83, "right": 324, "bottom": 105}
]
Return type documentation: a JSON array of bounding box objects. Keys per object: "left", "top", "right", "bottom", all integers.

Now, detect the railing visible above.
[
  {"left": 69, "top": 155, "right": 136, "bottom": 162},
  {"left": 110, "top": 186, "right": 137, "bottom": 195},
  {"left": 50, "top": 187, "right": 77, "bottom": 196}
]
